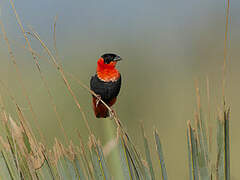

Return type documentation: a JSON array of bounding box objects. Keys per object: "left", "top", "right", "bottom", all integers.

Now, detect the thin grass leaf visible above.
[
  {"left": 90, "top": 144, "right": 104, "bottom": 180},
  {"left": 195, "top": 82, "right": 210, "bottom": 167},
  {"left": 78, "top": 149, "right": 92, "bottom": 179},
  {"left": 95, "top": 141, "right": 111, "bottom": 180},
  {"left": 0, "top": 151, "right": 14, "bottom": 180},
  {"left": 1, "top": 151, "right": 20, "bottom": 180},
  {"left": 53, "top": 140, "right": 75, "bottom": 179},
  {"left": 141, "top": 124, "right": 155, "bottom": 180},
  {"left": 187, "top": 122, "right": 199, "bottom": 180},
  {"left": 187, "top": 124, "right": 194, "bottom": 180},
  {"left": 77, "top": 140, "right": 93, "bottom": 180},
  {"left": 216, "top": 114, "right": 224, "bottom": 180},
  {"left": 154, "top": 130, "right": 168, "bottom": 180},
  {"left": 195, "top": 116, "right": 210, "bottom": 179},
  {"left": 73, "top": 156, "right": 86, "bottom": 180},
  {"left": 7, "top": 117, "right": 35, "bottom": 179},
  {"left": 125, "top": 142, "right": 139, "bottom": 180},
  {"left": 119, "top": 130, "right": 144, "bottom": 180},
  {"left": 42, "top": 152, "right": 56, "bottom": 180},
  {"left": 199, "top": 107, "right": 209, "bottom": 164},
  {"left": 77, "top": 131, "right": 94, "bottom": 179},
  {"left": 22, "top": 132, "right": 31, "bottom": 154},
  {"left": 89, "top": 135, "right": 113, "bottom": 180},
  {"left": 0, "top": 137, "right": 21, "bottom": 180},
  {"left": 3, "top": 121, "right": 20, "bottom": 176},
  {"left": 224, "top": 107, "right": 230, "bottom": 180},
  {"left": 117, "top": 128, "right": 132, "bottom": 180},
  {"left": 123, "top": 132, "right": 146, "bottom": 179},
  {"left": 7, "top": 137, "right": 29, "bottom": 180},
  {"left": 56, "top": 156, "right": 70, "bottom": 180},
  {"left": 36, "top": 160, "right": 54, "bottom": 180},
  {"left": 64, "top": 157, "right": 78, "bottom": 180},
  {"left": 142, "top": 160, "right": 151, "bottom": 180}
]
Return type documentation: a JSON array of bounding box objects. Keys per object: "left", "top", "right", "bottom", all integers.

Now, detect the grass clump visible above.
[
  {"left": 187, "top": 86, "right": 230, "bottom": 180},
  {"left": 0, "top": 86, "right": 231, "bottom": 180},
  {"left": 0, "top": 103, "right": 170, "bottom": 179}
]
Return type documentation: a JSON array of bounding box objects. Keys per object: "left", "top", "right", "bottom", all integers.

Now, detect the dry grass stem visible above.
[
  {"left": 28, "top": 27, "right": 91, "bottom": 135},
  {"left": 222, "top": 0, "right": 230, "bottom": 100},
  {"left": 8, "top": 0, "right": 69, "bottom": 144},
  {"left": 0, "top": 20, "right": 46, "bottom": 144}
]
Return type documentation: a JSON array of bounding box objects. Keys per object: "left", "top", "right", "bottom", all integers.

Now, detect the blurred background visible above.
[{"left": 0, "top": 0, "right": 240, "bottom": 179}]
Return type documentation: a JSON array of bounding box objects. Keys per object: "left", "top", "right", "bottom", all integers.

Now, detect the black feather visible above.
[
  {"left": 90, "top": 74, "right": 121, "bottom": 103},
  {"left": 101, "top": 53, "right": 117, "bottom": 64}
]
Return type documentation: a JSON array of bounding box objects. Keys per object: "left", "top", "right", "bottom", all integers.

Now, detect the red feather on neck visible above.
[{"left": 97, "top": 58, "right": 120, "bottom": 82}]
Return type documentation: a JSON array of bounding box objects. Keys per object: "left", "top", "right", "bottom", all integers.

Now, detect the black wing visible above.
[{"left": 90, "top": 74, "right": 121, "bottom": 103}]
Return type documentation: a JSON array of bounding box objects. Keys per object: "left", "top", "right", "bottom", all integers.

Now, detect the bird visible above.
[{"left": 90, "top": 53, "right": 122, "bottom": 118}]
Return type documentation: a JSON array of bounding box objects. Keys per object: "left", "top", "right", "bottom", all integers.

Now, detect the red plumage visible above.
[{"left": 92, "top": 97, "right": 117, "bottom": 118}]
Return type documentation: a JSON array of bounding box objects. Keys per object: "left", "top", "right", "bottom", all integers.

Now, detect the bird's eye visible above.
[
  {"left": 104, "top": 58, "right": 111, "bottom": 64},
  {"left": 102, "top": 54, "right": 119, "bottom": 64}
]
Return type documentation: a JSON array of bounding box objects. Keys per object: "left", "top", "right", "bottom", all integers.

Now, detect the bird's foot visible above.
[
  {"left": 109, "top": 109, "right": 116, "bottom": 119},
  {"left": 95, "top": 95, "right": 101, "bottom": 107}
]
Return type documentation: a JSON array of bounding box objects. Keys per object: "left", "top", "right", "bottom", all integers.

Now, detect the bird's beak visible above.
[{"left": 113, "top": 56, "right": 122, "bottom": 62}]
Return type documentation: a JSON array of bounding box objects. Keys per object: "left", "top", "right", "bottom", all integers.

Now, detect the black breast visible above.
[{"left": 90, "top": 74, "right": 121, "bottom": 103}]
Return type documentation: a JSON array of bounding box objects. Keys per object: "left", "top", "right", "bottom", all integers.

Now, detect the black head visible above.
[{"left": 101, "top": 53, "right": 122, "bottom": 64}]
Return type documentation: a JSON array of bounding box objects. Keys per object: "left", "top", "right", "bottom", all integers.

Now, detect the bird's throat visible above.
[{"left": 97, "top": 68, "right": 120, "bottom": 82}]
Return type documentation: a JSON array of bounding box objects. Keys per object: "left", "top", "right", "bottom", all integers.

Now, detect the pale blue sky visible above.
[{"left": 2, "top": 0, "right": 237, "bottom": 62}]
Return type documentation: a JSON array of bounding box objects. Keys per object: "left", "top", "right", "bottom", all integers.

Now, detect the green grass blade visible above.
[
  {"left": 56, "top": 156, "right": 71, "bottom": 180},
  {"left": 6, "top": 135, "right": 21, "bottom": 179},
  {"left": 42, "top": 152, "right": 56, "bottom": 180},
  {"left": 90, "top": 146, "right": 104, "bottom": 180},
  {"left": 65, "top": 157, "right": 78, "bottom": 180},
  {"left": 123, "top": 131, "right": 146, "bottom": 179},
  {"left": 95, "top": 141, "right": 111, "bottom": 180},
  {"left": 56, "top": 159, "right": 68, "bottom": 180},
  {"left": 187, "top": 124, "right": 194, "bottom": 180},
  {"left": 187, "top": 122, "right": 199, "bottom": 180},
  {"left": 118, "top": 127, "right": 146, "bottom": 179},
  {"left": 89, "top": 136, "right": 104, "bottom": 180},
  {"left": 124, "top": 142, "right": 139, "bottom": 180},
  {"left": 154, "top": 130, "right": 167, "bottom": 180},
  {"left": 0, "top": 151, "right": 14, "bottom": 180},
  {"left": 73, "top": 157, "right": 86, "bottom": 180},
  {"left": 36, "top": 159, "right": 54, "bottom": 180},
  {"left": 77, "top": 132, "right": 94, "bottom": 179},
  {"left": 22, "top": 132, "right": 31, "bottom": 154},
  {"left": 199, "top": 108, "right": 209, "bottom": 164},
  {"left": 195, "top": 84, "right": 210, "bottom": 175},
  {"left": 216, "top": 114, "right": 224, "bottom": 180},
  {"left": 117, "top": 128, "right": 132, "bottom": 180},
  {"left": 78, "top": 150, "right": 92, "bottom": 179},
  {"left": 224, "top": 107, "right": 230, "bottom": 180},
  {"left": 195, "top": 117, "right": 210, "bottom": 179},
  {"left": 7, "top": 136, "right": 32, "bottom": 180},
  {"left": 141, "top": 125, "right": 155, "bottom": 180},
  {"left": 142, "top": 160, "right": 151, "bottom": 180},
  {"left": 0, "top": 139, "right": 20, "bottom": 180}
]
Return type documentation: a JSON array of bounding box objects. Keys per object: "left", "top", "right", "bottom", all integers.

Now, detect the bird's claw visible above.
[
  {"left": 109, "top": 109, "right": 116, "bottom": 119},
  {"left": 96, "top": 95, "right": 101, "bottom": 107}
]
